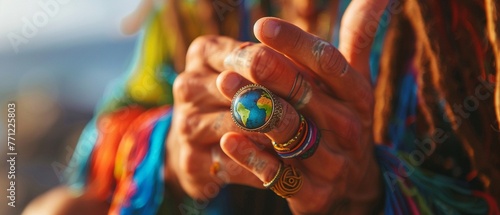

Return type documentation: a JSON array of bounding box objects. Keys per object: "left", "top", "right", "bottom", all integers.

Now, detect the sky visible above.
[
  {"left": 0, "top": 0, "right": 141, "bottom": 53},
  {"left": 0, "top": 0, "right": 143, "bottom": 109}
]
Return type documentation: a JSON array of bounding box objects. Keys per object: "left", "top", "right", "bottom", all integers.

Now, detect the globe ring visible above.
[{"left": 230, "top": 84, "right": 283, "bottom": 133}]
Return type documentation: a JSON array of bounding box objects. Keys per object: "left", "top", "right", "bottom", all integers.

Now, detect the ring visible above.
[
  {"left": 210, "top": 147, "right": 221, "bottom": 176},
  {"left": 340, "top": 62, "right": 349, "bottom": 76},
  {"left": 231, "top": 84, "right": 283, "bottom": 133},
  {"left": 293, "top": 80, "right": 312, "bottom": 110},
  {"left": 272, "top": 115, "right": 306, "bottom": 152},
  {"left": 275, "top": 116, "right": 321, "bottom": 159},
  {"left": 263, "top": 162, "right": 303, "bottom": 198},
  {"left": 263, "top": 162, "right": 284, "bottom": 189},
  {"left": 285, "top": 73, "right": 312, "bottom": 110},
  {"left": 209, "top": 162, "right": 220, "bottom": 176},
  {"left": 286, "top": 72, "right": 303, "bottom": 101}
]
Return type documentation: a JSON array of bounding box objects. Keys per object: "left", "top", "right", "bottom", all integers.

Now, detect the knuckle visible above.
[
  {"left": 172, "top": 75, "right": 190, "bottom": 101},
  {"left": 174, "top": 111, "right": 190, "bottom": 134},
  {"left": 186, "top": 35, "right": 217, "bottom": 60},
  {"left": 176, "top": 109, "right": 200, "bottom": 140},
  {"left": 185, "top": 113, "right": 202, "bottom": 142},
  {"left": 248, "top": 47, "right": 284, "bottom": 83},
  {"left": 172, "top": 73, "right": 203, "bottom": 102},
  {"left": 321, "top": 47, "right": 344, "bottom": 76}
]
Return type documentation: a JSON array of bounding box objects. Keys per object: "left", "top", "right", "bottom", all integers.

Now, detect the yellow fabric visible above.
[{"left": 127, "top": 12, "right": 173, "bottom": 105}]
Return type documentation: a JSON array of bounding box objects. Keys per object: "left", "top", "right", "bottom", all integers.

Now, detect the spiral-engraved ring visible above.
[{"left": 265, "top": 163, "right": 303, "bottom": 198}]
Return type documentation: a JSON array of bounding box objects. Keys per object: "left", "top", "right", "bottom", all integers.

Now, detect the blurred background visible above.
[{"left": 0, "top": 0, "right": 141, "bottom": 214}]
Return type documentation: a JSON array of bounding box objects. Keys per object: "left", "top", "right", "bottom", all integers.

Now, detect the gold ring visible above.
[
  {"left": 272, "top": 115, "right": 306, "bottom": 152},
  {"left": 210, "top": 147, "right": 221, "bottom": 176},
  {"left": 209, "top": 162, "right": 220, "bottom": 176},
  {"left": 264, "top": 163, "right": 303, "bottom": 198},
  {"left": 263, "top": 162, "right": 284, "bottom": 189}
]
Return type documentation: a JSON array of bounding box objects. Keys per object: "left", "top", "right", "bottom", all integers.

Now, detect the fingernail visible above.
[
  {"left": 224, "top": 73, "right": 242, "bottom": 91},
  {"left": 262, "top": 20, "right": 280, "bottom": 39}
]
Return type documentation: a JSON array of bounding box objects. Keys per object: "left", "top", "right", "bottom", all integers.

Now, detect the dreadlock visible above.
[{"left": 375, "top": 0, "right": 500, "bottom": 202}]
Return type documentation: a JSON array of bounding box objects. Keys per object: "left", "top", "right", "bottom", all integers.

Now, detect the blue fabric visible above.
[
  {"left": 65, "top": 118, "right": 98, "bottom": 192},
  {"left": 376, "top": 145, "right": 489, "bottom": 215},
  {"left": 121, "top": 109, "right": 173, "bottom": 214}
]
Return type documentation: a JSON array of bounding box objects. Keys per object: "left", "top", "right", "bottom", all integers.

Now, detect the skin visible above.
[
  {"left": 217, "top": 18, "right": 382, "bottom": 214},
  {"left": 164, "top": 36, "right": 268, "bottom": 202},
  {"left": 23, "top": 0, "right": 389, "bottom": 214}
]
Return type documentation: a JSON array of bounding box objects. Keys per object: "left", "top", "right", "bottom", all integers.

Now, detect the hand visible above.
[
  {"left": 165, "top": 36, "right": 272, "bottom": 201},
  {"left": 216, "top": 1, "right": 388, "bottom": 213}
]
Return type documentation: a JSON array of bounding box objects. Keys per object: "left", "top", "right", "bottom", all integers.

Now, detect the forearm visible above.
[{"left": 22, "top": 186, "right": 109, "bottom": 215}]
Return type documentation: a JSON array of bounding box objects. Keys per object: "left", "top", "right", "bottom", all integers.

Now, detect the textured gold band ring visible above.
[
  {"left": 263, "top": 163, "right": 303, "bottom": 198},
  {"left": 272, "top": 115, "right": 306, "bottom": 152}
]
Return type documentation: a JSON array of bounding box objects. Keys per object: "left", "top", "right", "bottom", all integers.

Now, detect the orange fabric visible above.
[{"left": 87, "top": 106, "right": 145, "bottom": 200}]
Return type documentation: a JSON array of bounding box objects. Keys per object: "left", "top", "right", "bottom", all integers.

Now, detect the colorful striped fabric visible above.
[{"left": 67, "top": 105, "right": 172, "bottom": 215}]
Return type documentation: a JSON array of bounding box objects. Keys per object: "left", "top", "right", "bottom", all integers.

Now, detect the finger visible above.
[
  {"left": 185, "top": 35, "right": 243, "bottom": 73},
  {"left": 208, "top": 146, "right": 263, "bottom": 188},
  {"left": 339, "top": 0, "right": 389, "bottom": 79},
  {"left": 223, "top": 43, "right": 315, "bottom": 109},
  {"left": 253, "top": 18, "right": 374, "bottom": 114},
  {"left": 221, "top": 42, "right": 363, "bottom": 131},
  {"left": 216, "top": 71, "right": 300, "bottom": 143},
  {"left": 217, "top": 71, "right": 357, "bottom": 179},
  {"left": 173, "top": 72, "right": 230, "bottom": 108},
  {"left": 220, "top": 132, "right": 283, "bottom": 189},
  {"left": 217, "top": 71, "right": 364, "bottom": 148},
  {"left": 174, "top": 145, "right": 261, "bottom": 200},
  {"left": 221, "top": 132, "right": 348, "bottom": 206},
  {"left": 176, "top": 110, "right": 271, "bottom": 147}
]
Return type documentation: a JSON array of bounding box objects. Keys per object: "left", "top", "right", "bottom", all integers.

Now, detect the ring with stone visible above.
[{"left": 231, "top": 84, "right": 283, "bottom": 133}]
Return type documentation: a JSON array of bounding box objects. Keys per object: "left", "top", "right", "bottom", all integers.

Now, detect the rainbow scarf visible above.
[{"left": 67, "top": 105, "right": 172, "bottom": 215}]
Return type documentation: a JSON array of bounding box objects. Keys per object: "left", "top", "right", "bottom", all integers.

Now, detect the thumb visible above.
[{"left": 339, "top": 0, "right": 389, "bottom": 81}]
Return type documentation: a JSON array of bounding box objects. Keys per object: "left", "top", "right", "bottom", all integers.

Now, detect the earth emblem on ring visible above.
[{"left": 232, "top": 86, "right": 273, "bottom": 129}]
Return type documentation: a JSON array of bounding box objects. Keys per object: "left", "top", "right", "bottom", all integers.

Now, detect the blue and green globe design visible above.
[{"left": 232, "top": 86, "right": 274, "bottom": 130}]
